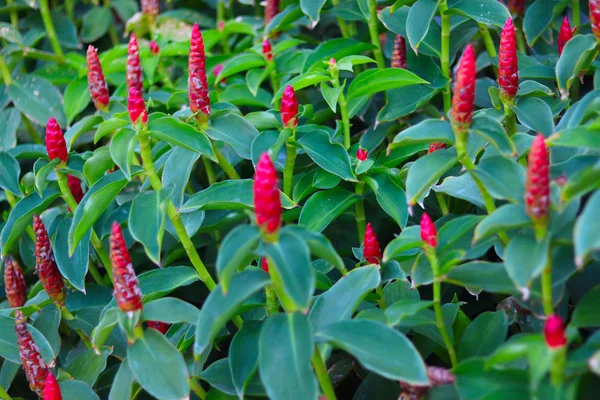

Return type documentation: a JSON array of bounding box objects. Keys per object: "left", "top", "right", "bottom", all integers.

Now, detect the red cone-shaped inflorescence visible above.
[
  {"left": 428, "top": 142, "right": 447, "bottom": 153},
  {"left": 420, "top": 213, "right": 438, "bottom": 249},
  {"left": 507, "top": 0, "right": 525, "bottom": 16},
  {"left": 15, "top": 310, "right": 49, "bottom": 396},
  {"left": 67, "top": 174, "right": 83, "bottom": 204},
  {"left": 363, "top": 223, "right": 382, "bottom": 264},
  {"left": 558, "top": 16, "right": 574, "bottom": 56},
  {"left": 525, "top": 134, "right": 550, "bottom": 223},
  {"left": 110, "top": 222, "right": 143, "bottom": 313},
  {"left": 253, "top": 153, "right": 282, "bottom": 235},
  {"left": 128, "top": 87, "right": 148, "bottom": 125},
  {"left": 281, "top": 85, "right": 298, "bottom": 128},
  {"left": 45, "top": 118, "right": 68, "bottom": 163},
  {"left": 188, "top": 23, "right": 210, "bottom": 118},
  {"left": 86, "top": 46, "right": 110, "bottom": 112},
  {"left": 147, "top": 321, "right": 169, "bottom": 334},
  {"left": 391, "top": 35, "right": 407, "bottom": 69},
  {"left": 263, "top": 38, "right": 273, "bottom": 61},
  {"left": 126, "top": 34, "right": 143, "bottom": 93},
  {"left": 357, "top": 148, "right": 368, "bottom": 161},
  {"left": 43, "top": 372, "right": 62, "bottom": 400},
  {"left": 261, "top": 258, "right": 269, "bottom": 272},
  {"left": 591, "top": 0, "right": 600, "bottom": 40},
  {"left": 265, "top": 0, "right": 280, "bottom": 27},
  {"left": 149, "top": 40, "right": 160, "bottom": 55},
  {"left": 498, "top": 18, "right": 519, "bottom": 103},
  {"left": 544, "top": 314, "right": 567, "bottom": 349},
  {"left": 4, "top": 256, "right": 26, "bottom": 308},
  {"left": 141, "top": 0, "right": 160, "bottom": 19},
  {"left": 451, "top": 44, "right": 476, "bottom": 137},
  {"left": 33, "top": 215, "right": 65, "bottom": 307}
]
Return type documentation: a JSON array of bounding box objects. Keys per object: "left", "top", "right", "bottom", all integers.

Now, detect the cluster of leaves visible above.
[{"left": 2, "top": 0, "right": 600, "bottom": 399}]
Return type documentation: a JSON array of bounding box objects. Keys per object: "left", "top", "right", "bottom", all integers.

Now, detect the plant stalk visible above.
[
  {"left": 429, "top": 252, "right": 457, "bottom": 367},
  {"left": 312, "top": 346, "right": 337, "bottom": 400},
  {"left": 211, "top": 142, "right": 240, "bottom": 180},
  {"left": 367, "top": 0, "right": 385, "bottom": 69},
  {"left": 331, "top": 67, "right": 351, "bottom": 149},
  {"left": 217, "top": 1, "right": 231, "bottom": 54},
  {"left": 0, "top": 54, "right": 12, "bottom": 85},
  {"left": 440, "top": 1, "right": 452, "bottom": 114},
  {"left": 39, "top": 0, "right": 65, "bottom": 63},
  {"left": 6, "top": 0, "right": 18, "bottom": 28},
  {"left": 331, "top": 0, "right": 351, "bottom": 38},
  {"left": 478, "top": 23, "right": 498, "bottom": 76},
  {"left": 504, "top": 104, "right": 517, "bottom": 137},
  {"left": 355, "top": 181, "right": 366, "bottom": 243},
  {"left": 542, "top": 247, "right": 553, "bottom": 316},
  {"left": 572, "top": 0, "right": 580, "bottom": 30},
  {"left": 65, "top": 0, "right": 74, "bottom": 21},
  {"left": 202, "top": 157, "right": 216, "bottom": 185},
  {"left": 283, "top": 138, "right": 297, "bottom": 197},
  {"left": 436, "top": 192, "right": 449, "bottom": 215},
  {"left": 189, "top": 379, "right": 207, "bottom": 400}
]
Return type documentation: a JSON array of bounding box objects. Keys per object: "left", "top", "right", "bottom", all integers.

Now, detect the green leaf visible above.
[
  {"left": 34, "top": 158, "right": 60, "bottom": 196},
  {"left": 83, "top": 147, "right": 114, "bottom": 186},
  {"left": 259, "top": 312, "right": 318, "bottom": 400},
  {"left": 457, "top": 311, "right": 508, "bottom": 361},
  {"left": 64, "top": 78, "right": 91, "bottom": 125},
  {"left": 523, "top": 0, "right": 566, "bottom": 46},
  {"left": 364, "top": 174, "right": 409, "bottom": 228},
  {"left": 52, "top": 216, "right": 91, "bottom": 291},
  {"left": 148, "top": 116, "right": 215, "bottom": 158},
  {"left": 229, "top": 321, "right": 262, "bottom": 399},
  {"left": 346, "top": 68, "right": 428, "bottom": 100},
  {"left": 471, "top": 114, "right": 516, "bottom": 156},
  {"left": 512, "top": 97, "right": 554, "bottom": 136},
  {"left": 128, "top": 329, "right": 190, "bottom": 400},
  {"left": 302, "top": 38, "right": 374, "bottom": 73},
  {"left": 272, "top": 72, "right": 331, "bottom": 102},
  {"left": 0, "top": 188, "right": 61, "bottom": 255},
  {"left": 217, "top": 225, "right": 261, "bottom": 292},
  {"left": 109, "top": 362, "right": 135, "bottom": 400},
  {"left": 504, "top": 233, "right": 550, "bottom": 293},
  {"left": 474, "top": 204, "right": 531, "bottom": 242},
  {"left": 575, "top": 191, "right": 600, "bottom": 265},
  {"left": 81, "top": 6, "right": 112, "bottom": 43},
  {"left": 406, "top": 0, "right": 440, "bottom": 52},
  {"left": 8, "top": 74, "right": 66, "bottom": 126},
  {"left": 472, "top": 156, "right": 525, "bottom": 203},
  {"left": 91, "top": 308, "right": 118, "bottom": 350},
  {"left": 200, "top": 358, "right": 266, "bottom": 397},
  {"left": 299, "top": 188, "right": 360, "bottom": 232},
  {"left": 141, "top": 297, "right": 200, "bottom": 325},
  {"left": 378, "top": 6, "right": 440, "bottom": 57},
  {"left": 110, "top": 129, "right": 137, "bottom": 180},
  {"left": 447, "top": 0, "right": 510, "bottom": 27},
  {"left": 391, "top": 119, "right": 454, "bottom": 147},
  {"left": 309, "top": 266, "right": 380, "bottom": 332},
  {"left": 60, "top": 380, "right": 100, "bottom": 400},
  {"left": 266, "top": 4, "right": 305, "bottom": 35},
  {"left": 434, "top": 174, "right": 485, "bottom": 208},
  {"left": 181, "top": 179, "right": 295, "bottom": 212},
  {"left": 0, "top": 22, "right": 23, "bottom": 44},
  {"left": 94, "top": 117, "right": 130, "bottom": 144},
  {"left": 385, "top": 300, "right": 434, "bottom": 326},
  {"left": 297, "top": 130, "right": 356, "bottom": 181},
  {"left": 556, "top": 34, "right": 598, "bottom": 94},
  {"left": 571, "top": 285, "right": 600, "bottom": 328},
  {"left": 406, "top": 148, "right": 458, "bottom": 206},
  {"left": 301, "top": 0, "right": 326, "bottom": 24},
  {"left": 218, "top": 52, "right": 266, "bottom": 81},
  {"left": 65, "top": 347, "right": 112, "bottom": 386},
  {"left": 320, "top": 82, "right": 343, "bottom": 112},
  {"left": 205, "top": 113, "right": 259, "bottom": 160},
  {"left": 0, "top": 152, "right": 21, "bottom": 194},
  {"left": 264, "top": 230, "right": 314, "bottom": 310},
  {"left": 445, "top": 262, "right": 516, "bottom": 294},
  {"left": 194, "top": 270, "right": 270, "bottom": 357},
  {"left": 549, "top": 127, "right": 600, "bottom": 149},
  {"left": 65, "top": 115, "right": 103, "bottom": 149},
  {"left": 129, "top": 188, "right": 171, "bottom": 264},
  {"left": 0, "top": 315, "right": 56, "bottom": 364},
  {"left": 284, "top": 226, "right": 346, "bottom": 274},
  {"left": 0, "top": 107, "right": 20, "bottom": 151},
  {"left": 162, "top": 147, "right": 200, "bottom": 208},
  {"left": 137, "top": 266, "right": 200, "bottom": 300},
  {"left": 315, "top": 319, "right": 428, "bottom": 385}
]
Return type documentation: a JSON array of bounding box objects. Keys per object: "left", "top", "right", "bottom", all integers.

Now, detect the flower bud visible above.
[
  {"left": 428, "top": 142, "right": 447, "bottom": 153},
  {"left": 188, "top": 23, "right": 210, "bottom": 120},
  {"left": 507, "top": 0, "right": 525, "bottom": 16},
  {"left": 558, "top": 16, "right": 574, "bottom": 56},
  {"left": 391, "top": 35, "right": 407, "bottom": 69},
  {"left": 525, "top": 134, "right": 550, "bottom": 236},
  {"left": 357, "top": 148, "right": 368, "bottom": 161},
  {"left": 281, "top": 85, "right": 298, "bottom": 128},
  {"left": 147, "top": 321, "right": 169, "bottom": 334},
  {"left": 253, "top": 153, "right": 281, "bottom": 236},
  {"left": 149, "top": 40, "right": 160, "bottom": 55},
  {"left": 45, "top": 118, "right": 68, "bottom": 163},
  {"left": 67, "top": 174, "right": 83, "bottom": 204},
  {"left": 33, "top": 215, "right": 65, "bottom": 307},
  {"left": 4, "top": 255, "right": 26, "bottom": 308},
  {"left": 363, "top": 223, "right": 381, "bottom": 264},
  {"left": 263, "top": 38, "right": 273, "bottom": 61},
  {"left": 86, "top": 46, "right": 110, "bottom": 112},
  {"left": 110, "top": 222, "right": 143, "bottom": 313},
  {"left": 128, "top": 87, "right": 148, "bottom": 125},
  {"left": 141, "top": 0, "right": 159, "bottom": 20},
  {"left": 592, "top": 0, "right": 600, "bottom": 41},
  {"left": 544, "top": 314, "right": 567, "bottom": 349},
  {"left": 420, "top": 212, "right": 437, "bottom": 249},
  {"left": 498, "top": 18, "right": 519, "bottom": 103},
  {"left": 261, "top": 257, "right": 269, "bottom": 272},
  {"left": 43, "top": 372, "right": 62, "bottom": 400},
  {"left": 126, "top": 34, "right": 143, "bottom": 93},
  {"left": 15, "top": 310, "right": 49, "bottom": 396},
  {"left": 265, "top": 0, "right": 280, "bottom": 27},
  {"left": 451, "top": 44, "right": 476, "bottom": 138}
]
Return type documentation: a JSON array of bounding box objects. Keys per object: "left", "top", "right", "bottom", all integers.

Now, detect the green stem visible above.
[
  {"left": 269, "top": 66, "right": 280, "bottom": 94},
  {"left": 375, "top": 286, "right": 386, "bottom": 310},
  {"left": 0, "top": 383, "right": 12, "bottom": 400},
  {"left": 283, "top": 139, "right": 297, "bottom": 198},
  {"left": 331, "top": 68, "right": 351, "bottom": 149},
  {"left": 189, "top": 379, "right": 207, "bottom": 400},
  {"left": 22, "top": 48, "right": 64, "bottom": 63},
  {"left": 217, "top": 1, "right": 231, "bottom": 54},
  {"left": 0, "top": 54, "right": 12, "bottom": 85},
  {"left": 312, "top": 346, "right": 337, "bottom": 400},
  {"left": 355, "top": 182, "right": 366, "bottom": 243},
  {"left": 39, "top": 0, "right": 65, "bottom": 63},
  {"left": 202, "top": 157, "right": 216, "bottom": 185},
  {"left": 331, "top": 0, "right": 351, "bottom": 38},
  {"left": 550, "top": 347, "right": 566, "bottom": 389},
  {"left": 478, "top": 23, "right": 498, "bottom": 77},
  {"left": 265, "top": 285, "right": 279, "bottom": 315},
  {"left": 515, "top": 19, "right": 526, "bottom": 54},
  {"left": 212, "top": 142, "right": 240, "bottom": 180},
  {"left": 504, "top": 104, "right": 517, "bottom": 137},
  {"left": 572, "top": 0, "right": 580, "bottom": 31},
  {"left": 65, "top": 0, "right": 74, "bottom": 21},
  {"left": 541, "top": 247, "right": 553, "bottom": 316},
  {"left": 6, "top": 0, "right": 18, "bottom": 28},
  {"left": 429, "top": 252, "right": 457, "bottom": 368},
  {"left": 440, "top": 1, "right": 452, "bottom": 114},
  {"left": 436, "top": 192, "right": 449, "bottom": 215},
  {"left": 367, "top": 0, "right": 385, "bottom": 69}
]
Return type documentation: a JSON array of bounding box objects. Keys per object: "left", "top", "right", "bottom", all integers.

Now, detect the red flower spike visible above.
[
  {"left": 420, "top": 213, "right": 438, "bottom": 249},
  {"left": 45, "top": 118, "right": 68, "bottom": 163},
  {"left": 592, "top": 0, "right": 600, "bottom": 41},
  {"left": 86, "top": 46, "right": 110, "bottom": 112},
  {"left": 428, "top": 142, "right": 447, "bottom": 153},
  {"left": 110, "top": 222, "right": 143, "bottom": 313},
  {"left": 451, "top": 44, "right": 476, "bottom": 137},
  {"left": 149, "top": 40, "right": 160, "bottom": 55},
  {"left": 147, "top": 321, "right": 169, "bottom": 334},
  {"left": 4, "top": 256, "right": 26, "bottom": 308},
  {"left": 363, "top": 223, "right": 381, "bottom": 264},
  {"left": 281, "top": 85, "right": 298, "bottom": 128},
  {"left": 507, "top": 0, "right": 525, "bottom": 16},
  {"left": 33, "top": 215, "right": 65, "bottom": 307},
  {"left": 525, "top": 134, "right": 550, "bottom": 226},
  {"left": 558, "top": 16, "right": 574, "bottom": 56},
  {"left": 126, "top": 34, "right": 143, "bottom": 93},
  {"left": 265, "top": 0, "right": 280, "bottom": 27},
  {"left": 261, "top": 258, "right": 269, "bottom": 272},
  {"left": 253, "top": 153, "right": 282, "bottom": 235},
  {"left": 188, "top": 23, "right": 210, "bottom": 118},
  {"left": 67, "top": 175, "right": 83, "bottom": 204},
  {"left": 357, "top": 148, "right": 368, "bottom": 161},
  {"left": 43, "top": 372, "right": 62, "bottom": 400},
  {"left": 544, "top": 314, "right": 567, "bottom": 349},
  {"left": 263, "top": 38, "right": 273, "bottom": 61},
  {"left": 498, "top": 18, "right": 519, "bottom": 103},
  {"left": 141, "top": 0, "right": 160, "bottom": 19},
  {"left": 15, "top": 310, "right": 49, "bottom": 396},
  {"left": 391, "top": 35, "right": 407, "bottom": 69},
  {"left": 127, "top": 87, "right": 148, "bottom": 125}
]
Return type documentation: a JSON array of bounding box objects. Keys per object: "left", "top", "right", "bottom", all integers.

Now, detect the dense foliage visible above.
[{"left": 2, "top": 0, "right": 600, "bottom": 399}]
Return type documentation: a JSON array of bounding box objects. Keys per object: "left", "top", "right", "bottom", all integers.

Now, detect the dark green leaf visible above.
[
  {"left": 406, "top": 148, "right": 458, "bottom": 205},
  {"left": 0, "top": 152, "right": 21, "bottom": 194},
  {"left": 298, "top": 188, "right": 359, "bottom": 232},
  {"left": 230, "top": 321, "right": 262, "bottom": 398},
  {"left": 205, "top": 113, "right": 259, "bottom": 160},
  {"left": 297, "top": 130, "right": 356, "bottom": 181},
  {"left": 217, "top": 225, "right": 261, "bottom": 291},
  {"left": 346, "top": 68, "right": 428, "bottom": 100},
  {"left": 457, "top": 311, "right": 508, "bottom": 361},
  {"left": 141, "top": 297, "right": 200, "bottom": 325},
  {"left": 129, "top": 188, "right": 171, "bottom": 264}
]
